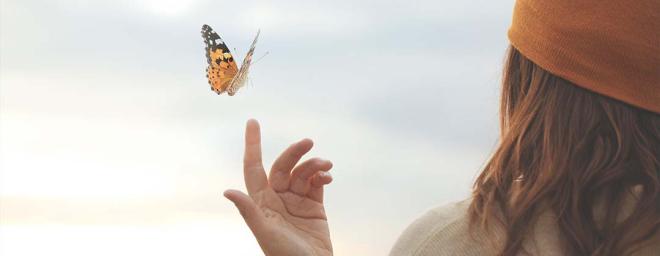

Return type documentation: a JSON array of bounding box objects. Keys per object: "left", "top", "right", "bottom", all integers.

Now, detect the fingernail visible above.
[{"left": 223, "top": 190, "right": 233, "bottom": 200}]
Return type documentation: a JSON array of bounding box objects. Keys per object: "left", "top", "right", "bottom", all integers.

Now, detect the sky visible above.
[{"left": 0, "top": 0, "right": 514, "bottom": 255}]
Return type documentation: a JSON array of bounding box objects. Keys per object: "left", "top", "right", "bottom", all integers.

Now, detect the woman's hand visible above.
[{"left": 223, "top": 119, "right": 334, "bottom": 256}]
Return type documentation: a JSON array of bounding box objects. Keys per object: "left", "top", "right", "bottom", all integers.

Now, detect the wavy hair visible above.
[{"left": 469, "top": 46, "right": 660, "bottom": 255}]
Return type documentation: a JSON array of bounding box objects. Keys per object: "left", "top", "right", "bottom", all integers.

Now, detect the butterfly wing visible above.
[
  {"left": 201, "top": 24, "right": 239, "bottom": 94},
  {"left": 226, "top": 30, "right": 260, "bottom": 96}
]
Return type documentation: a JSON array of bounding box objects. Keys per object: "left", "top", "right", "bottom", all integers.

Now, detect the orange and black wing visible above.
[{"left": 201, "top": 24, "right": 238, "bottom": 94}]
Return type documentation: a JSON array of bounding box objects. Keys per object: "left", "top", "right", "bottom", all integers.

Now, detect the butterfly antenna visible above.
[{"left": 252, "top": 51, "right": 270, "bottom": 66}]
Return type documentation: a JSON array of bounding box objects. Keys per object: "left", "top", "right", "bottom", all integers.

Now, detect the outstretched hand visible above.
[{"left": 224, "top": 119, "right": 334, "bottom": 256}]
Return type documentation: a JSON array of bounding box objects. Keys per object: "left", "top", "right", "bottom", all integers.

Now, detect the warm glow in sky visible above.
[{"left": 1, "top": 0, "right": 513, "bottom": 255}]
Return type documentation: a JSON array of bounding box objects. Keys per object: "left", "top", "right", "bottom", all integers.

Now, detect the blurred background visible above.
[{"left": 0, "top": 0, "right": 513, "bottom": 255}]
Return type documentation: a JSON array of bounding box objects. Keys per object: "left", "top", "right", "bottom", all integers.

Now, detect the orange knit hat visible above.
[{"left": 508, "top": 0, "right": 660, "bottom": 113}]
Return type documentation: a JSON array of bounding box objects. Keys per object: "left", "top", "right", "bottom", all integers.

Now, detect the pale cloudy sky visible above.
[{"left": 0, "top": 0, "right": 514, "bottom": 255}]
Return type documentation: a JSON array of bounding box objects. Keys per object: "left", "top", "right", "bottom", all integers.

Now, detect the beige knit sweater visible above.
[{"left": 389, "top": 199, "right": 660, "bottom": 256}]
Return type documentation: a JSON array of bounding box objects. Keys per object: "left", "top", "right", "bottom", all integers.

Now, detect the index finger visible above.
[{"left": 243, "top": 119, "right": 268, "bottom": 195}]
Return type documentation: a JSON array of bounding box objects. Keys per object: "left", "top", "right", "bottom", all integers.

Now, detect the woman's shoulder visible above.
[
  {"left": 388, "top": 198, "right": 500, "bottom": 256},
  {"left": 389, "top": 196, "right": 660, "bottom": 256}
]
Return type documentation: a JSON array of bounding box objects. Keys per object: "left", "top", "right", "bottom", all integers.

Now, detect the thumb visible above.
[{"left": 223, "top": 189, "right": 266, "bottom": 232}]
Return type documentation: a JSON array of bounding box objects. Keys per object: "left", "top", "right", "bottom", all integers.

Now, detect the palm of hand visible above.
[
  {"left": 254, "top": 188, "right": 332, "bottom": 256},
  {"left": 224, "top": 119, "right": 334, "bottom": 256}
]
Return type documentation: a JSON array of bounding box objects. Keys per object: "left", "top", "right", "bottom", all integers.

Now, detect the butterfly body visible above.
[{"left": 201, "top": 24, "right": 259, "bottom": 96}]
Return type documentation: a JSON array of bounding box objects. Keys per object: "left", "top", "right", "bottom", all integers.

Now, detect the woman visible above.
[{"left": 223, "top": 0, "right": 659, "bottom": 255}]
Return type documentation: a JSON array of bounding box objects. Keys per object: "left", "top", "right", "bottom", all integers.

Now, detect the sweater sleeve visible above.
[
  {"left": 388, "top": 200, "right": 473, "bottom": 256},
  {"left": 389, "top": 196, "right": 660, "bottom": 256}
]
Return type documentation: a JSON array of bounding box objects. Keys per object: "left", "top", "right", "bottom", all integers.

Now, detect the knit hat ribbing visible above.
[{"left": 508, "top": 0, "right": 660, "bottom": 113}]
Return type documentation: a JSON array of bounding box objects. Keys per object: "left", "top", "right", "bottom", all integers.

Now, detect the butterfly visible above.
[{"left": 201, "top": 24, "right": 259, "bottom": 96}]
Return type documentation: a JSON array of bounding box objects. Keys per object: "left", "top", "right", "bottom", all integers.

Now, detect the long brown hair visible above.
[{"left": 469, "top": 46, "right": 660, "bottom": 255}]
